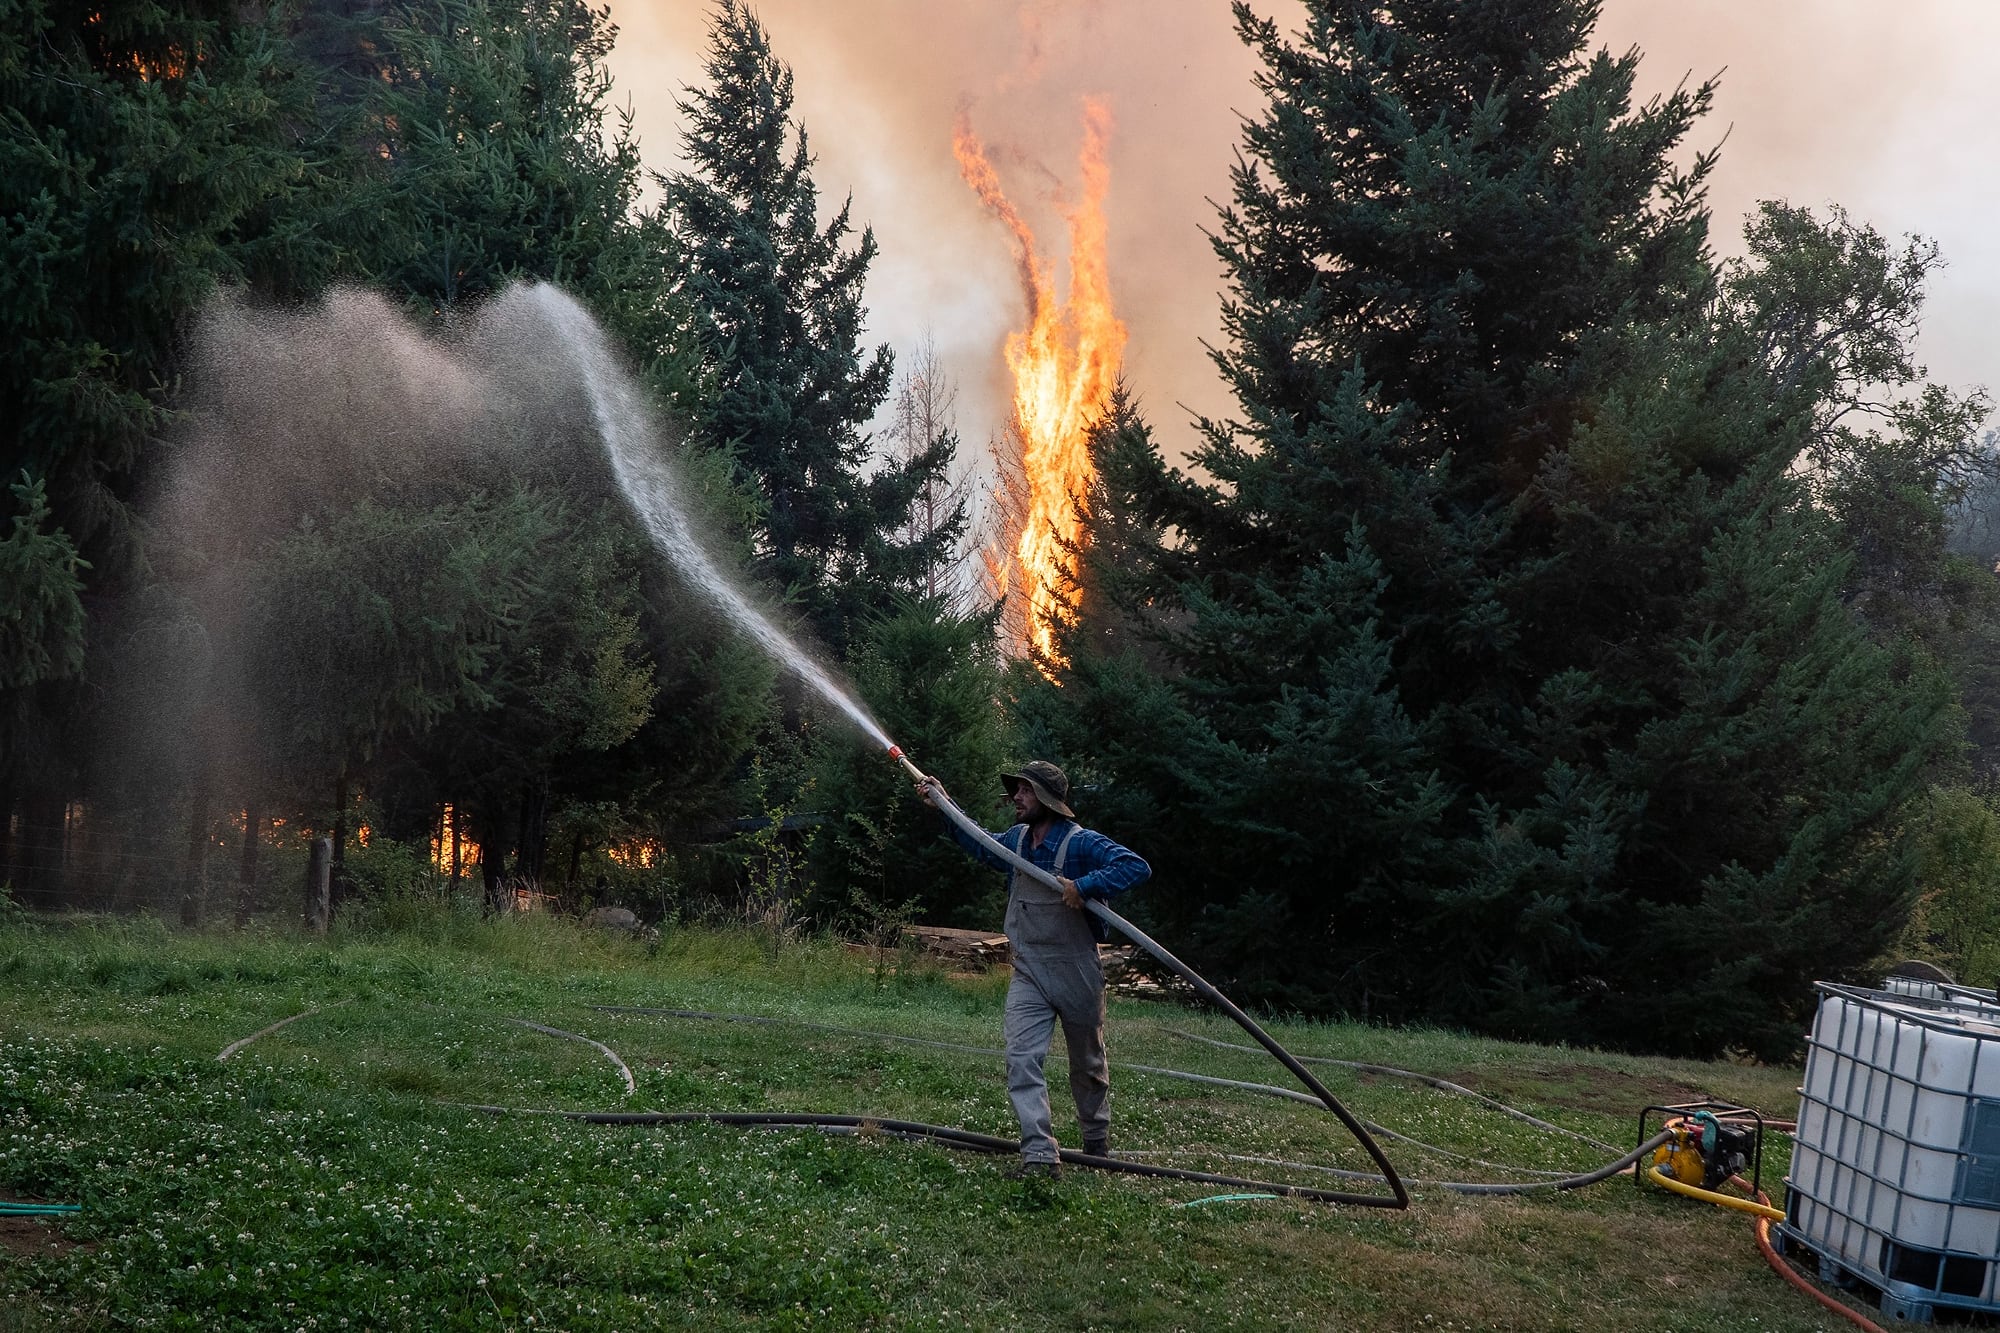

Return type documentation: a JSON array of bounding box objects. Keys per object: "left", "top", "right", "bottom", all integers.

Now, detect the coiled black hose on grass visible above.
[
  {"left": 456, "top": 1104, "right": 1390, "bottom": 1204},
  {"left": 569, "top": 1007, "right": 1674, "bottom": 1197},
  {"left": 595, "top": 1005, "right": 1581, "bottom": 1179}
]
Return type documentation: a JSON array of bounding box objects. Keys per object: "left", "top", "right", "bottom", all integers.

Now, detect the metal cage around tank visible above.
[
  {"left": 1782, "top": 982, "right": 2000, "bottom": 1321},
  {"left": 1878, "top": 974, "right": 2000, "bottom": 1017}
]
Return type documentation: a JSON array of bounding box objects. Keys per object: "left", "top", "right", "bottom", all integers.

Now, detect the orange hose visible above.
[{"left": 1746, "top": 1184, "right": 1888, "bottom": 1333}]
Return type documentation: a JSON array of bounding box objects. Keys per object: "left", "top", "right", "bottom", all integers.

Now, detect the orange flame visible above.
[
  {"left": 955, "top": 100, "right": 1126, "bottom": 663},
  {"left": 429, "top": 803, "right": 480, "bottom": 879}
]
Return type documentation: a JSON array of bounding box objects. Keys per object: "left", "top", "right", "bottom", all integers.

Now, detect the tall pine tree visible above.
[{"left": 667, "top": 1, "right": 951, "bottom": 653}]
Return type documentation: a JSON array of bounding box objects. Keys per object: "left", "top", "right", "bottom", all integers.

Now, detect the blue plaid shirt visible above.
[{"left": 948, "top": 817, "right": 1150, "bottom": 940}]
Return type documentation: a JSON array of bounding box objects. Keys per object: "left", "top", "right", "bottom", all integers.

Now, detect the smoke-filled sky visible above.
[{"left": 603, "top": 1, "right": 2000, "bottom": 455}]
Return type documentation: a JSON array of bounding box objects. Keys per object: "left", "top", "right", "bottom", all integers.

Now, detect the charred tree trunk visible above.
[
  {"left": 234, "top": 803, "right": 263, "bottom": 927},
  {"left": 478, "top": 806, "right": 506, "bottom": 915},
  {"left": 329, "top": 766, "right": 350, "bottom": 914},
  {"left": 179, "top": 773, "right": 213, "bottom": 928},
  {"left": 304, "top": 836, "right": 331, "bottom": 934},
  {"left": 515, "top": 777, "right": 550, "bottom": 893}
]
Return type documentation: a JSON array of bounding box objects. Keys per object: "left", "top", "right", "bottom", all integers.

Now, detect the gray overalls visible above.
[{"left": 1001, "top": 825, "right": 1110, "bottom": 1163}]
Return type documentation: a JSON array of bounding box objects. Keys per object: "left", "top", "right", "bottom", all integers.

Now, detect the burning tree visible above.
[{"left": 955, "top": 101, "right": 1127, "bottom": 665}]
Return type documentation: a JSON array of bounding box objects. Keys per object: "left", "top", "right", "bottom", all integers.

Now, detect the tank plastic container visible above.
[
  {"left": 1783, "top": 983, "right": 2000, "bottom": 1315},
  {"left": 1880, "top": 975, "right": 2000, "bottom": 1018},
  {"left": 1882, "top": 975, "right": 1948, "bottom": 1003}
]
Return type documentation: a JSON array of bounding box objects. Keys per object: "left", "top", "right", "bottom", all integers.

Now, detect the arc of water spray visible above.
[
  {"left": 518, "top": 281, "right": 1405, "bottom": 1209},
  {"left": 514, "top": 283, "right": 897, "bottom": 753}
]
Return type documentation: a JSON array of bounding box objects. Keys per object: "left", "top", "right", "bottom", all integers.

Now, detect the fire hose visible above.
[{"left": 888, "top": 744, "right": 1407, "bottom": 1210}]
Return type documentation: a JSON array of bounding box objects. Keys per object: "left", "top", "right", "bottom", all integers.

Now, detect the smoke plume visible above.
[{"left": 604, "top": 0, "right": 2000, "bottom": 455}]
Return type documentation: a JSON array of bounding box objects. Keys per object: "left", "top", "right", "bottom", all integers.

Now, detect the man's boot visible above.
[{"left": 1083, "top": 1136, "right": 1111, "bottom": 1160}]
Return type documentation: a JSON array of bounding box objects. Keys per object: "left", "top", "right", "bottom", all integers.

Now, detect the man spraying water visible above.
[{"left": 918, "top": 762, "right": 1150, "bottom": 1178}]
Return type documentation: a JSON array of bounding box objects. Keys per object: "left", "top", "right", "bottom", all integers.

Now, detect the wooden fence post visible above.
[{"left": 304, "top": 837, "right": 331, "bottom": 935}]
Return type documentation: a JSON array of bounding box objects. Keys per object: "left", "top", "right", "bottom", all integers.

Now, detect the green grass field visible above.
[{"left": 0, "top": 911, "right": 1865, "bottom": 1330}]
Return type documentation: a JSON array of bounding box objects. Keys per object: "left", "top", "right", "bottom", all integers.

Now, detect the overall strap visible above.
[
  {"left": 1003, "top": 825, "right": 1028, "bottom": 892},
  {"left": 1051, "top": 824, "right": 1082, "bottom": 877}
]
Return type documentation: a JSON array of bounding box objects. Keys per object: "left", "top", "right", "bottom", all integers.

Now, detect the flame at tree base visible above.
[{"left": 955, "top": 100, "right": 1126, "bottom": 666}]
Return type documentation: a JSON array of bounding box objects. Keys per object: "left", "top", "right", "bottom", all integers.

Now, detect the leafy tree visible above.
[
  {"left": 1901, "top": 787, "right": 2000, "bottom": 991},
  {"left": 1725, "top": 201, "right": 1994, "bottom": 640},
  {"left": 347, "top": 495, "right": 656, "bottom": 911},
  {"left": 293, "top": 0, "right": 775, "bottom": 891},
  {"left": 147, "top": 280, "right": 777, "bottom": 917},
  {"left": 314, "top": 0, "right": 647, "bottom": 309},
  {"left": 1724, "top": 203, "right": 1999, "bottom": 790},
  {"left": 666, "top": 1, "right": 949, "bottom": 652},
  {"left": 0, "top": 0, "right": 342, "bottom": 902},
  {"left": 2, "top": 0, "right": 329, "bottom": 578},
  {"left": 0, "top": 0, "right": 775, "bottom": 914}
]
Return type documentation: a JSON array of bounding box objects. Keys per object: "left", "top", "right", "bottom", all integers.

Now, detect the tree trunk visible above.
[
  {"left": 235, "top": 803, "right": 263, "bottom": 927},
  {"left": 179, "top": 775, "right": 213, "bottom": 928},
  {"left": 515, "top": 777, "right": 550, "bottom": 894},
  {"left": 304, "top": 836, "right": 331, "bottom": 934},
  {"left": 0, "top": 768, "right": 16, "bottom": 900},
  {"left": 329, "top": 766, "right": 350, "bottom": 914},
  {"left": 109, "top": 795, "right": 163, "bottom": 915},
  {"left": 478, "top": 807, "right": 506, "bottom": 915}
]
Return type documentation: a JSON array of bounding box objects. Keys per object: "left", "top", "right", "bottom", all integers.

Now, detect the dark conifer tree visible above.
[
  {"left": 319, "top": 0, "right": 649, "bottom": 311},
  {"left": 1033, "top": 0, "right": 1953, "bottom": 1055},
  {"left": 667, "top": 1, "right": 950, "bottom": 653},
  {"left": 0, "top": 0, "right": 330, "bottom": 901}
]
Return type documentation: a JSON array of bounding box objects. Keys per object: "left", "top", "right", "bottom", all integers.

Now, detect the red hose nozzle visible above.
[{"left": 888, "top": 745, "right": 928, "bottom": 784}]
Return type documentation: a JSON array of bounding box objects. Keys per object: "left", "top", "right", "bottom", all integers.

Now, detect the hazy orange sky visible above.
[{"left": 603, "top": 1, "right": 2000, "bottom": 456}]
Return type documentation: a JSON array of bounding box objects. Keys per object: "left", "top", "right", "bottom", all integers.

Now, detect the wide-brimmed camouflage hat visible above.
[{"left": 1001, "top": 760, "right": 1074, "bottom": 819}]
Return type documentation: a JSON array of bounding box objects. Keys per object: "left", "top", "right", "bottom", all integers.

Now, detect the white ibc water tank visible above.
[{"left": 1785, "top": 984, "right": 2000, "bottom": 1314}]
